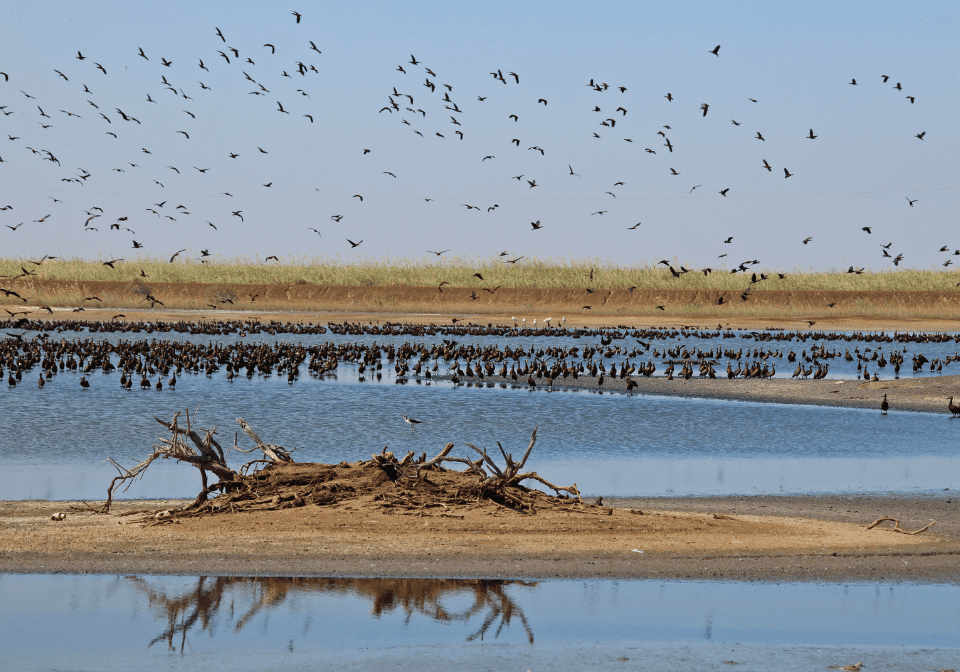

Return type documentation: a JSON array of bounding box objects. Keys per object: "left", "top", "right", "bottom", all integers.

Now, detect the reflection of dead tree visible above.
[
  {"left": 450, "top": 580, "right": 535, "bottom": 644},
  {"left": 98, "top": 409, "right": 291, "bottom": 514},
  {"left": 866, "top": 517, "right": 936, "bottom": 535},
  {"left": 127, "top": 576, "right": 538, "bottom": 650}
]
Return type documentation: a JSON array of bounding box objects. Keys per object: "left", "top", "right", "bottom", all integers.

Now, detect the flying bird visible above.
[
  {"left": 347, "top": 239, "right": 363, "bottom": 248},
  {"left": 709, "top": 45, "right": 720, "bottom": 56}
]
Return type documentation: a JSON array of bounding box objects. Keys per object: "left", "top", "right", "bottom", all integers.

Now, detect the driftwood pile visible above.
[{"left": 99, "top": 409, "right": 582, "bottom": 520}]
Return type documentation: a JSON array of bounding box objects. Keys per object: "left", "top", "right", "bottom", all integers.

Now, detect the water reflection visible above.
[
  {"left": 2, "top": 575, "right": 958, "bottom": 671},
  {"left": 129, "top": 576, "right": 536, "bottom": 651}
]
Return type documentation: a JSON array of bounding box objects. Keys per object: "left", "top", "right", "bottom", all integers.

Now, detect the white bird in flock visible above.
[
  {"left": 532, "top": 319, "right": 537, "bottom": 327},
  {"left": 561, "top": 316, "right": 566, "bottom": 327},
  {"left": 544, "top": 317, "right": 552, "bottom": 327},
  {"left": 522, "top": 318, "right": 527, "bottom": 327}
]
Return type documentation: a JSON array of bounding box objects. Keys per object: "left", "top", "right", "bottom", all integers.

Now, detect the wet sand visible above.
[
  {"left": 452, "top": 373, "right": 960, "bottom": 414},
  {"left": 1, "top": 494, "right": 955, "bottom": 582}
]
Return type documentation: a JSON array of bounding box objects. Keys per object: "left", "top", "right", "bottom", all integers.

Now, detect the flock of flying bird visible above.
[{"left": 0, "top": 13, "right": 940, "bottom": 287}]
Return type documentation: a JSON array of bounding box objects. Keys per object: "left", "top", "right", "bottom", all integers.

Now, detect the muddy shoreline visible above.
[
  {"left": 2, "top": 494, "right": 955, "bottom": 582},
  {"left": 442, "top": 373, "right": 960, "bottom": 414}
]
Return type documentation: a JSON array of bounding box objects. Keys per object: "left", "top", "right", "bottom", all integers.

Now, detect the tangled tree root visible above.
[{"left": 101, "top": 412, "right": 586, "bottom": 521}]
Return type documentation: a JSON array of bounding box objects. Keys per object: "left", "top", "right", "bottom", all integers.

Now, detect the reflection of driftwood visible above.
[
  {"left": 99, "top": 409, "right": 291, "bottom": 514},
  {"left": 866, "top": 517, "right": 936, "bottom": 535},
  {"left": 128, "top": 576, "right": 538, "bottom": 651}
]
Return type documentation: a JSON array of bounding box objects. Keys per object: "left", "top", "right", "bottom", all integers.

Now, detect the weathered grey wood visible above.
[{"left": 236, "top": 417, "right": 292, "bottom": 462}]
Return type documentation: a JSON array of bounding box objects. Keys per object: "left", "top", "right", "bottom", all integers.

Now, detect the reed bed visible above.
[{"left": 3, "top": 255, "right": 960, "bottom": 292}]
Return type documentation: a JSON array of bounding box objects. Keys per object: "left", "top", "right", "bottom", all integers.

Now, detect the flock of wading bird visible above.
[
  {"left": 3, "top": 319, "right": 960, "bottom": 416},
  {"left": 0, "top": 9, "right": 939, "bottom": 290}
]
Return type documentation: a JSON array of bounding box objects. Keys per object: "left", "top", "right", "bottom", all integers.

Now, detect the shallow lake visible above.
[
  {"left": 1, "top": 575, "right": 957, "bottom": 671},
  {"left": 3, "top": 360, "right": 959, "bottom": 500}
]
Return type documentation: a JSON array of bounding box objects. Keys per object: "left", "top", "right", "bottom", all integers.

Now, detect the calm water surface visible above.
[
  {"left": 3, "top": 364, "right": 959, "bottom": 499},
  {"left": 1, "top": 575, "right": 956, "bottom": 671}
]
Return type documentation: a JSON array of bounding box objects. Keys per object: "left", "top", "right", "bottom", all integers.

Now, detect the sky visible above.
[{"left": 0, "top": 0, "right": 957, "bottom": 272}]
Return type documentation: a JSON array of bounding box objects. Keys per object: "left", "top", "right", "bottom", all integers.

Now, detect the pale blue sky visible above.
[{"left": 0, "top": 0, "right": 956, "bottom": 271}]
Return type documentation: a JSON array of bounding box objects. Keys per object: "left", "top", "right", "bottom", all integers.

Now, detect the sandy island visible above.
[{"left": 0, "top": 494, "right": 955, "bottom": 581}]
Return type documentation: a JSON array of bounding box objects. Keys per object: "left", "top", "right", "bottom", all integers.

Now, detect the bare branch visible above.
[
  {"left": 464, "top": 443, "right": 504, "bottom": 476},
  {"left": 513, "top": 427, "right": 538, "bottom": 473},
  {"left": 236, "top": 417, "right": 293, "bottom": 462}
]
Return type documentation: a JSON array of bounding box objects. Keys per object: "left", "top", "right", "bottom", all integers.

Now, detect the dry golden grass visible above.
[{"left": 3, "top": 254, "right": 960, "bottom": 291}]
